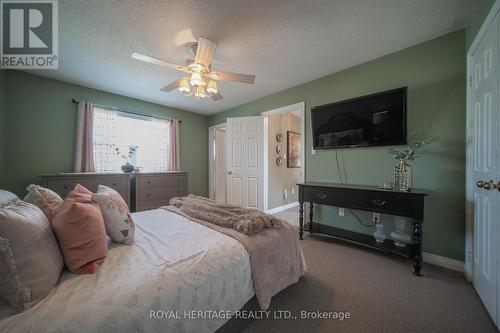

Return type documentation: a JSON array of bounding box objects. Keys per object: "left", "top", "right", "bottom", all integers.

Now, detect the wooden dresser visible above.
[
  {"left": 135, "top": 172, "right": 188, "bottom": 212},
  {"left": 40, "top": 172, "right": 188, "bottom": 212},
  {"left": 41, "top": 173, "right": 130, "bottom": 206}
]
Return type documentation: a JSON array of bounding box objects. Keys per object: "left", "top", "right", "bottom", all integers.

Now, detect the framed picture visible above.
[{"left": 287, "top": 131, "right": 301, "bottom": 168}]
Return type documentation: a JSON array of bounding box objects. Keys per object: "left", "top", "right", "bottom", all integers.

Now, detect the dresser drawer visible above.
[
  {"left": 139, "top": 187, "right": 186, "bottom": 203},
  {"left": 301, "top": 188, "right": 347, "bottom": 206},
  {"left": 348, "top": 192, "right": 413, "bottom": 216},
  {"left": 135, "top": 173, "right": 188, "bottom": 212},
  {"left": 138, "top": 175, "right": 187, "bottom": 190},
  {"left": 44, "top": 176, "right": 129, "bottom": 204}
]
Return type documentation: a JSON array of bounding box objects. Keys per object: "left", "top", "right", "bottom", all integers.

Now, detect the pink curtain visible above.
[
  {"left": 168, "top": 119, "right": 181, "bottom": 171},
  {"left": 73, "top": 101, "right": 95, "bottom": 172}
]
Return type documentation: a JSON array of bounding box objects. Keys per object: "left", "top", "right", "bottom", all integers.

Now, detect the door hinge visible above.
[{"left": 469, "top": 75, "right": 473, "bottom": 87}]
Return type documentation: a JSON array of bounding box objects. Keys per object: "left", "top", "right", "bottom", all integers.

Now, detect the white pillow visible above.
[
  {"left": 0, "top": 201, "right": 63, "bottom": 311},
  {"left": 0, "top": 190, "right": 20, "bottom": 208},
  {"left": 92, "top": 185, "right": 135, "bottom": 244}
]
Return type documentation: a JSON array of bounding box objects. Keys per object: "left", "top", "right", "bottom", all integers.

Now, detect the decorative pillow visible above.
[
  {"left": 23, "top": 185, "right": 63, "bottom": 221},
  {"left": 0, "top": 201, "right": 64, "bottom": 312},
  {"left": 51, "top": 184, "right": 107, "bottom": 274},
  {"left": 92, "top": 185, "right": 135, "bottom": 244},
  {"left": 0, "top": 190, "right": 20, "bottom": 208}
]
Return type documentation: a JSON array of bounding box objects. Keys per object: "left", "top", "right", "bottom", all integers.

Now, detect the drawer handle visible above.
[
  {"left": 112, "top": 183, "right": 117, "bottom": 186},
  {"left": 147, "top": 181, "right": 151, "bottom": 184},
  {"left": 317, "top": 193, "right": 327, "bottom": 199},
  {"left": 372, "top": 199, "right": 387, "bottom": 206},
  {"left": 63, "top": 185, "right": 68, "bottom": 190},
  {"left": 147, "top": 193, "right": 151, "bottom": 197}
]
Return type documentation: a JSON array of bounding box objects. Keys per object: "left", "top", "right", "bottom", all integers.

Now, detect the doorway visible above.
[
  {"left": 262, "top": 102, "right": 305, "bottom": 212},
  {"left": 208, "top": 101, "right": 306, "bottom": 213},
  {"left": 208, "top": 123, "right": 226, "bottom": 202}
]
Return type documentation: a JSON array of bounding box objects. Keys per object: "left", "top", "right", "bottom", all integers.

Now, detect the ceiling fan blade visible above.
[
  {"left": 211, "top": 92, "right": 223, "bottom": 101},
  {"left": 208, "top": 71, "right": 255, "bottom": 84},
  {"left": 132, "top": 52, "right": 188, "bottom": 72},
  {"left": 195, "top": 37, "right": 217, "bottom": 67},
  {"left": 160, "top": 79, "right": 181, "bottom": 92}
]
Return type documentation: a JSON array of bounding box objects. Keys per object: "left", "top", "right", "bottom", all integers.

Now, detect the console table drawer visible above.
[
  {"left": 349, "top": 192, "right": 412, "bottom": 216},
  {"left": 302, "top": 188, "right": 346, "bottom": 206}
]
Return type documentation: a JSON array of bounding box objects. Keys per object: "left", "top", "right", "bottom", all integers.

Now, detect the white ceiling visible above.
[{"left": 27, "top": 0, "right": 475, "bottom": 115}]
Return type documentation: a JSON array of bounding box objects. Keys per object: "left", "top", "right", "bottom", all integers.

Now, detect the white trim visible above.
[
  {"left": 267, "top": 201, "right": 299, "bottom": 214},
  {"left": 263, "top": 117, "right": 269, "bottom": 211},
  {"left": 465, "top": 0, "right": 500, "bottom": 281},
  {"left": 208, "top": 123, "right": 226, "bottom": 201},
  {"left": 423, "top": 252, "right": 464, "bottom": 273}
]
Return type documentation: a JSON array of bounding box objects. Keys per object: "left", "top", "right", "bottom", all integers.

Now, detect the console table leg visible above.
[
  {"left": 413, "top": 219, "right": 423, "bottom": 276},
  {"left": 309, "top": 202, "right": 314, "bottom": 232},
  {"left": 299, "top": 202, "right": 304, "bottom": 240}
]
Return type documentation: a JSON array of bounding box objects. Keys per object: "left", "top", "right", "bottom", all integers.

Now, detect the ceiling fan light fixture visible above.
[
  {"left": 194, "top": 85, "right": 206, "bottom": 99},
  {"left": 206, "top": 80, "right": 218, "bottom": 94},
  {"left": 178, "top": 77, "right": 191, "bottom": 93},
  {"left": 190, "top": 72, "right": 203, "bottom": 86}
]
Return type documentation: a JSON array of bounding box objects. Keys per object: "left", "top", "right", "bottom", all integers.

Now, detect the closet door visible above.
[{"left": 469, "top": 11, "right": 500, "bottom": 325}]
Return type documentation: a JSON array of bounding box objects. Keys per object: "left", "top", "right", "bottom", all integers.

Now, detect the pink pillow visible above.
[{"left": 51, "top": 184, "right": 107, "bottom": 273}]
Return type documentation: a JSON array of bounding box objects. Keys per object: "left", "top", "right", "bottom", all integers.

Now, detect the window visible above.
[{"left": 93, "top": 107, "right": 170, "bottom": 172}]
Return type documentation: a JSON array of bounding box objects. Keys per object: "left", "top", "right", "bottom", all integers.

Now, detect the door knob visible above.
[
  {"left": 228, "top": 171, "right": 233, "bottom": 175},
  {"left": 477, "top": 180, "right": 499, "bottom": 190}
]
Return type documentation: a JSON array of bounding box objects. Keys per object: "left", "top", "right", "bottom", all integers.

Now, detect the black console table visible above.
[{"left": 297, "top": 182, "right": 427, "bottom": 276}]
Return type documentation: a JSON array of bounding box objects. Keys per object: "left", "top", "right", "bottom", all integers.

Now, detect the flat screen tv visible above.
[{"left": 311, "top": 87, "right": 407, "bottom": 149}]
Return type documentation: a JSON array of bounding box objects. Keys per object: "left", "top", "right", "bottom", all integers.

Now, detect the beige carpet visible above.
[{"left": 242, "top": 207, "right": 497, "bottom": 333}]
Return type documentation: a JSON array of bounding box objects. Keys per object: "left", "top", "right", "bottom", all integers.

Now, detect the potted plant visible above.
[{"left": 388, "top": 134, "right": 435, "bottom": 191}]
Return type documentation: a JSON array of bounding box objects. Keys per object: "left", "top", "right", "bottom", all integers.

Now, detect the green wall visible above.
[
  {"left": 467, "top": 0, "right": 496, "bottom": 49},
  {"left": 3, "top": 70, "right": 208, "bottom": 197},
  {"left": 209, "top": 30, "right": 466, "bottom": 260}
]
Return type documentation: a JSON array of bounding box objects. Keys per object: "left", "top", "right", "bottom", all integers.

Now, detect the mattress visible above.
[{"left": 0, "top": 208, "right": 255, "bottom": 333}]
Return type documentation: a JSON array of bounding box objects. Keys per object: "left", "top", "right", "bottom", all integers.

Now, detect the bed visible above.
[{"left": 0, "top": 208, "right": 260, "bottom": 333}]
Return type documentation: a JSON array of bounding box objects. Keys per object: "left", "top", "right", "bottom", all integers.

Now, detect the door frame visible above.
[
  {"left": 261, "top": 101, "right": 306, "bottom": 212},
  {"left": 208, "top": 122, "right": 226, "bottom": 200},
  {"left": 465, "top": 0, "right": 500, "bottom": 281}
]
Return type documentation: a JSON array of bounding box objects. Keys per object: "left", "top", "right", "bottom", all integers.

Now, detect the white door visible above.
[
  {"left": 226, "top": 116, "right": 265, "bottom": 210},
  {"left": 469, "top": 11, "right": 500, "bottom": 325},
  {"left": 214, "top": 128, "right": 226, "bottom": 203}
]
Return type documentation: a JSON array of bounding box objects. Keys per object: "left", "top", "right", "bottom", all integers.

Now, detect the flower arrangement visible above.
[
  {"left": 388, "top": 134, "right": 436, "bottom": 161},
  {"left": 115, "top": 145, "right": 138, "bottom": 163}
]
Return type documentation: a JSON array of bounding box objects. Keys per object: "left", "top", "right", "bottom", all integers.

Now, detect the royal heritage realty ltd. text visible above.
[{"left": 149, "top": 310, "right": 352, "bottom": 321}]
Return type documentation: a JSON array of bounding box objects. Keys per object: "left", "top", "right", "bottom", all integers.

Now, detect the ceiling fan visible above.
[{"left": 132, "top": 37, "right": 256, "bottom": 101}]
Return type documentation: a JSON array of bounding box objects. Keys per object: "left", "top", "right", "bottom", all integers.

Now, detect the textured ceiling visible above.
[{"left": 27, "top": 0, "right": 475, "bottom": 115}]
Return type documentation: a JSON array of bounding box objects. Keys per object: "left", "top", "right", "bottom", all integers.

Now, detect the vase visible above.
[
  {"left": 121, "top": 163, "right": 135, "bottom": 173},
  {"left": 373, "top": 224, "right": 386, "bottom": 243},
  {"left": 390, "top": 217, "right": 411, "bottom": 247},
  {"left": 393, "top": 159, "right": 412, "bottom": 191}
]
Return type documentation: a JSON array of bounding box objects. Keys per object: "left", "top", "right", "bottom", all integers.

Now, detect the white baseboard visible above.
[
  {"left": 267, "top": 202, "right": 299, "bottom": 214},
  {"left": 423, "top": 252, "right": 464, "bottom": 272}
]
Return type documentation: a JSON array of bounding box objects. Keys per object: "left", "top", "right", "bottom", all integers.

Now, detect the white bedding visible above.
[{"left": 0, "top": 209, "right": 255, "bottom": 333}]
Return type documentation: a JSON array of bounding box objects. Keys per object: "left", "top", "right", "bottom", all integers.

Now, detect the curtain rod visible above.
[{"left": 71, "top": 98, "right": 181, "bottom": 123}]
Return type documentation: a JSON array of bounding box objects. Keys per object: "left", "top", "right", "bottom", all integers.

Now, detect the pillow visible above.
[
  {"left": 0, "top": 201, "right": 64, "bottom": 312},
  {"left": 92, "top": 185, "right": 135, "bottom": 245},
  {"left": 51, "top": 184, "right": 107, "bottom": 274},
  {"left": 23, "top": 185, "right": 63, "bottom": 221},
  {"left": 0, "top": 190, "right": 20, "bottom": 208}
]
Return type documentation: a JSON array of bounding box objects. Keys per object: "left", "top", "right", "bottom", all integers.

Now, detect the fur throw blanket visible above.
[{"left": 169, "top": 195, "right": 282, "bottom": 234}]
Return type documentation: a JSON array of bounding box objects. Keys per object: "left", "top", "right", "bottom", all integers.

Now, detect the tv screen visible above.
[{"left": 311, "top": 87, "right": 407, "bottom": 149}]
